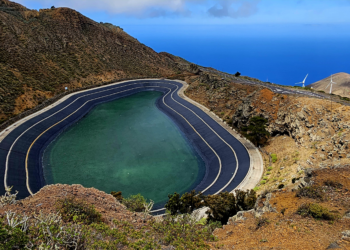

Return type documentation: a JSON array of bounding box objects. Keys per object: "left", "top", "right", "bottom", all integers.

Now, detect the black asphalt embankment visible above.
[{"left": 0, "top": 80, "right": 250, "bottom": 213}]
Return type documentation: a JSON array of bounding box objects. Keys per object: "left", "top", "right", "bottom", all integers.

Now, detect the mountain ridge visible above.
[{"left": 0, "top": 0, "right": 190, "bottom": 123}]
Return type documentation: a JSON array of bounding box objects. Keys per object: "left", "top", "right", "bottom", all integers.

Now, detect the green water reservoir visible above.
[{"left": 42, "top": 91, "right": 205, "bottom": 204}]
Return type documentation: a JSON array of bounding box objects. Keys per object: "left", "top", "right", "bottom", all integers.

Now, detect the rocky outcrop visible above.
[
  {"left": 227, "top": 192, "right": 277, "bottom": 224},
  {"left": 186, "top": 75, "right": 350, "bottom": 171},
  {"left": 229, "top": 89, "right": 350, "bottom": 161}
]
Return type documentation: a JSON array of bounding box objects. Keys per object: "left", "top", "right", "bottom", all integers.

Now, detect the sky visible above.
[
  {"left": 15, "top": 0, "right": 350, "bottom": 25},
  {"left": 13, "top": 1, "right": 350, "bottom": 84}
]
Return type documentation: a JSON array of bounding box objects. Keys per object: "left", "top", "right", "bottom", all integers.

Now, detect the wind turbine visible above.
[
  {"left": 325, "top": 74, "right": 336, "bottom": 94},
  {"left": 325, "top": 74, "right": 337, "bottom": 115},
  {"left": 295, "top": 74, "right": 308, "bottom": 88}
]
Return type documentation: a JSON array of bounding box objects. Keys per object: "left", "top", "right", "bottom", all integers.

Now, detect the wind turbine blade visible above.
[
  {"left": 303, "top": 74, "right": 309, "bottom": 83},
  {"left": 325, "top": 83, "right": 331, "bottom": 89}
]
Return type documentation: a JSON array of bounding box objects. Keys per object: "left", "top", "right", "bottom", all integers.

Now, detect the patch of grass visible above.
[
  {"left": 297, "top": 203, "right": 340, "bottom": 221},
  {"left": 271, "top": 154, "right": 277, "bottom": 163},
  {"left": 296, "top": 186, "right": 324, "bottom": 201},
  {"left": 260, "top": 180, "right": 266, "bottom": 185},
  {"left": 253, "top": 187, "right": 260, "bottom": 191},
  {"left": 56, "top": 196, "right": 102, "bottom": 225},
  {"left": 266, "top": 172, "right": 271, "bottom": 175},
  {"left": 267, "top": 166, "right": 273, "bottom": 171}
]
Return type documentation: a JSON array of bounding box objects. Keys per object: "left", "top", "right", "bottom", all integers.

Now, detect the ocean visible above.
[{"left": 124, "top": 24, "right": 350, "bottom": 86}]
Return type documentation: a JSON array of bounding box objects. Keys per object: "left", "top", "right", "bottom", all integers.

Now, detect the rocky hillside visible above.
[
  {"left": 0, "top": 0, "right": 189, "bottom": 123},
  {"left": 184, "top": 73, "right": 350, "bottom": 191},
  {"left": 308, "top": 72, "right": 350, "bottom": 98},
  {"left": 184, "top": 72, "right": 350, "bottom": 249}
]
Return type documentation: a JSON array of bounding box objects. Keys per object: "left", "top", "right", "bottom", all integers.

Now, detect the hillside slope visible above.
[
  {"left": 308, "top": 72, "right": 350, "bottom": 98},
  {"left": 184, "top": 73, "right": 350, "bottom": 249},
  {"left": 185, "top": 73, "right": 350, "bottom": 190},
  {"left": 0, "top": 0, "right": 187, "bottom": 122}
]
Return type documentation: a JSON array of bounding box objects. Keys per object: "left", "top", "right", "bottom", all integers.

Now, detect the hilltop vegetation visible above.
[{"left": 0, "top": 0, "right": 190, "bottom": 123}]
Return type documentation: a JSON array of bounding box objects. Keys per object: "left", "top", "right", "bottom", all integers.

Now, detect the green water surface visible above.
[{"left": 43, "top": 91, "right": 205, "bottom": 204}]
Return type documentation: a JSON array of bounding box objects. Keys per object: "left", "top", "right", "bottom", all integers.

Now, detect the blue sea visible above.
[{"left": 124, "top": 24, "right": 350, "bottom": 86}]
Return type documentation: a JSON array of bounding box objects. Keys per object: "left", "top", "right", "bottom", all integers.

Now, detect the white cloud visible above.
[
  {"left": 207, "top": 0, "right": 260, "bottom": 18},
  {"left": 17, "top": 0, "right": 260, "bottom": 18},
  {"left": 22, "top": 0, "right": 192, "bottom": 17}
]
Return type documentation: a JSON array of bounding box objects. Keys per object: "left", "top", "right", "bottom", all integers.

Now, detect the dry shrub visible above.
[
  {"left": 256, "top": 217, "right": 270, "bottom": 229},
  {"left": 297, "top": 203, "right": 340, "bottom": 221},
  {"left": 296, "top": 186, "right": 324, "bottom": 200},
  {"left": 324, "top": 179, "right": 343, "bottom": 189}
]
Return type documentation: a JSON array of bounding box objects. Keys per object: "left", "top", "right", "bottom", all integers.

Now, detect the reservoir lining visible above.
[
  {"left": 42, "top": 91, "right": 206, "bottom": 207},
  {"left": 0, "top": 80, "right": 251, "bottom": 214}
]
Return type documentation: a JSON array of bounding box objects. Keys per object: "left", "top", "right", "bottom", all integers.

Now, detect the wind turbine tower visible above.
[
  {"left": 325, "top": 74, "right": 337, "bottom": 94},
  {"left": 325, "top": 74, "right": 337, "bottom": 115},
  {"left": 296, "top": 74, "right": 308, "bottom": 88}
]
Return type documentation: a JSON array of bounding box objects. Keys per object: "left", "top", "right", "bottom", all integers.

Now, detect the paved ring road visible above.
[{"left": 0, "top": 80, "right": 251, "bottom": 214}]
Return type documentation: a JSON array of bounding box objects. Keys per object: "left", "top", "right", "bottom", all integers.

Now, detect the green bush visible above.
[
  {"left": 110, "top": 191, "right": 123, "bottom": 201},
  {"left": 204, "top": 190, "right": 256, "bottom": 225},
  {"left": 0, "top": 221, "right": 29, "bottom": 250},
  {"left": 56, "top": 196, "right": 102, "bottom": 225},
  {"left": 205, "top": 192, "right": 237, "bottom": 225},
  {"left": 296, "top": 186, "right": 324, "bottom": 201},
  {"left": 241, "top": 116, "right": 270, "bottom": 146},
  {"left": 297, "top": 203, "right": 339, "bottom": 221},
  {"left": 179, "top": 190, "right": 205, "bottom": 214},
  {"left": 260, "top": 180, "right": 266, "bottom": 184},
  {"left": 235, "top": 189, "right": 257, "bottom": 211},
  {"left": 165, "top": 192, "right": 182, "bottom": 215},
  {"left": 122, "top": 193, "right": 147, "bottom": 212},
  {"left": 271, "top": 154, "right": 277, "bottom": 163},
  {"left": 163, "top": 189, "right": 256, "bottom": 226},
  {"left": 165, "top": 190, "right": 204, "bottom": 215}
]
